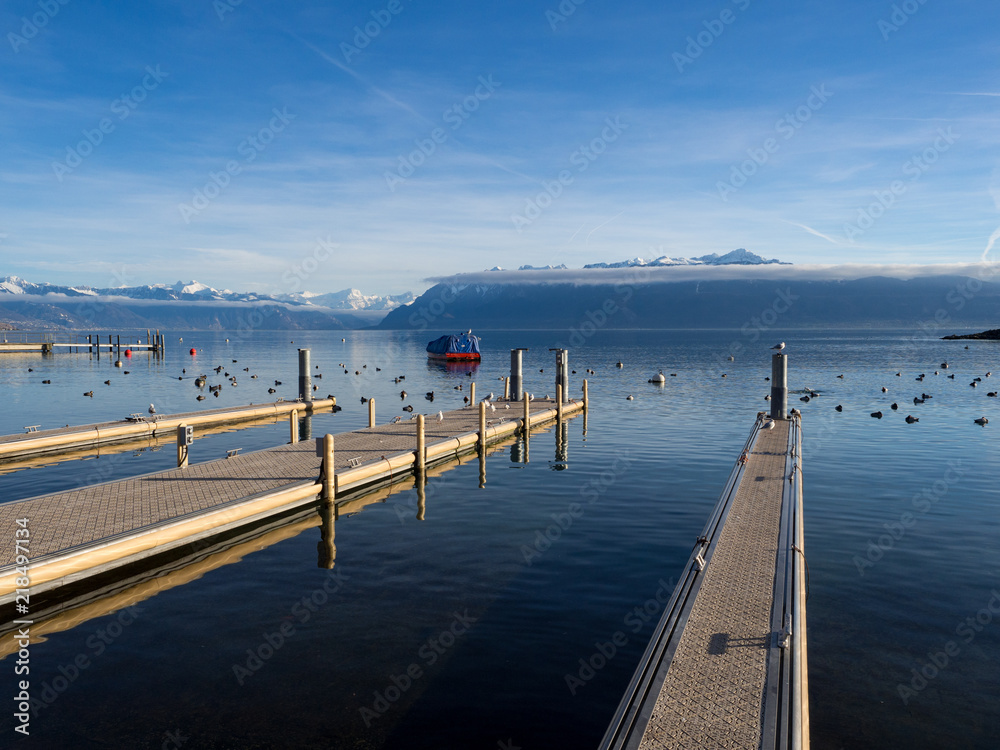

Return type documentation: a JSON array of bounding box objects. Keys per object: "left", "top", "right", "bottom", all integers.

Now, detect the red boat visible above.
[{"left": 426, "top": 331, "right": 481, "bottom": 361}]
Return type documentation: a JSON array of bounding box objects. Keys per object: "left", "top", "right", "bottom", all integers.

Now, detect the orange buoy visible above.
[
  {"left": 124, "top": 349, "right": 132, "bottom": 357},
  {"left": 189, "top": 348, "right": 197, "bottom": 355}
]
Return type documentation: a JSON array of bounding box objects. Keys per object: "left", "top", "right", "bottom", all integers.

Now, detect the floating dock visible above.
[
  {"left": 0, "top": 398, "right": 336, "bottom": 462},
  {"left": 0, "top": 331, "right": 165, "bottom": 355},
  {"left": 600, "top": 412, "right": 807, "bottom": 750},
  {"left": 0, "top": 397, "right": 583, "bottom": 604}
]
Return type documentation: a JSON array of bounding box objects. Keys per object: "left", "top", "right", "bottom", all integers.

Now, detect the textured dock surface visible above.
[
  {"left": 0, "top": 401, "right": 558, "bottom": 567},
  {"left": 638, "top": 419, "right": 790, "bottom": 750}
]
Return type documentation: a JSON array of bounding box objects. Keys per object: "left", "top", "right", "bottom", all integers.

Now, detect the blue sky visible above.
[{"left": 1, "top": 0, "right": 999, "bottom": 296}]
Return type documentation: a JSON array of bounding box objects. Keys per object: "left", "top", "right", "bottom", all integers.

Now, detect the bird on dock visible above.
[
  {"left": 402, "top": 405, "right": 414, "bottom": 412},
  {"left": 490, "top": 403, "right": 496, "bottom": 413},
  {"left": 771, "top": 342, "right": 785, "bottom": 352},
  {"left": 762, "top": 419, "right": 775, "bottom": 430},
  {"left": 437, "top": 411, "right": 444, "bottom": 422},
  {"left": 505, "top": 404, "right": 510, "bottom": 409},
  {"left": 891, "top": 403, "right": 899, "bottom": 410},
  {"left": 148, "top": 404, "right": 156, "bottom": 415},
  {"left": 626, "top": 395, "right": 634, "bottom": 400},
  {"left": 905, "top": 415, "right": 919, "bottom": 423},
  {"left": 974, "top": 417, "right": 989, "bottom": 425},
  {"left": 871, "top": 411, "right": 883, "bottom": 419},
  {"left": 83, "top": 391, "right": 93, "bottom": 397}
]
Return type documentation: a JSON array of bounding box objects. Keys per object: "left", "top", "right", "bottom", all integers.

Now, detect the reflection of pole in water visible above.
[
  {"left": 479, "top": 444, "right": 486, "bottom": 488},
  {"left": 416, "top": 471, "right": 426, "bottom": 521},
  {"left": 510, "top": 438, "right": 524, "bottom": 464},
  {"left": 555, "top": 420, "right": 569, "bottom": 465},
  {"left": 317, "top": 499, "right": 336, "bottom": 569}
]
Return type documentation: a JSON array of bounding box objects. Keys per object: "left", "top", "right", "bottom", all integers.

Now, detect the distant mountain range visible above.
[
  {"left": 0, "top": 276, "right": 415, "bottom": 330},
  {"left": 379, "top": 274, "right": 1000, "bottom": 332},
  {"left": 485, "top": 248, "right": 786, "bottom": 272}
]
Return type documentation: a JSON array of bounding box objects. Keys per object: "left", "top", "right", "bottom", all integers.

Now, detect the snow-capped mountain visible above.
[
  {"left": 0, "top": 277, "right": 412, "bottom": 310},
  {"left": 281, "top": 288, "right": 416, "bottom": 311},
  {"left": 583, "top": 248, "right": 788, "bottom": 269}
]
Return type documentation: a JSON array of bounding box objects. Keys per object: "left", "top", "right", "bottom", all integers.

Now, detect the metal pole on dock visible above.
[
  {"left": 416, "top": 414, "right": 426, "bottom": 476},
  {"left": 556, "top": 384, "right": 563, "bottom": 422},
  {"left": 176, "top": 424, "right": 192, "bottom": 468},
  {"left": 368, "top": 398, "right": 375, "bottom": 428},
  {"left": 298, "top": 348, "right": 312, "bottom": 403},
  {"left": 550, "top": 348, "right": 568, "bottom": 401},
  {"left": 510, "top": 348, "right": 527, "bottom": 402},
  {"left": 322, "top": 433, "right": 335, "bottom": 502},
  {"left": 771, "top": 353, "right": 788, "bottom": 420},
  {"left": 470, "top": 382, "right": 475, "bottom": 407},
  {"left": 478, "top": 401, "right": 486, "bottom": 449},
  {"left": 522, "top": 393, "right": 530, "bottom": 433},
  {"left": 504, "top": 376, "right": 510, "bottom": 401},
  {"left": 290, "top": 409, "right": 299, "bottom": 444}
]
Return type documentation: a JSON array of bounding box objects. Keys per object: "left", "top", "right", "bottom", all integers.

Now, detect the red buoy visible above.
[
  {"left": 124, "top": 349, "right": 132, "bottom": 357},
  {"left": 189, "top": 348, "right": 197, "bottom": 355}
]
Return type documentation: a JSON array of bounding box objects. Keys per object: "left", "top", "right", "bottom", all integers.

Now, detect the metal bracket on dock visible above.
[
  {"left": 226, "top": 448, "right": 242, "bottom": 459},
  {"left": 23, "top": 425, "right": 40, "bottom": 433},
  {"left": 347, "top": 457, "right": 363, "bottom": 468}
]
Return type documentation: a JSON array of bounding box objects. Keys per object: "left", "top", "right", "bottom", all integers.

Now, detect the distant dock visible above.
[
  {"left": 0, "top": 395, "right": 584, "bottom": 605},
  {"left": 601, "top": 354, "right": 807, "bottom": 749},
  {"left": 0, "top": 331, "right": 165, "bottom": 355}
]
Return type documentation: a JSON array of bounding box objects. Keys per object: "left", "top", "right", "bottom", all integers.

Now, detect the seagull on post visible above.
[{"left": 771, "top": 342, "right": 786, "bottom": 352}]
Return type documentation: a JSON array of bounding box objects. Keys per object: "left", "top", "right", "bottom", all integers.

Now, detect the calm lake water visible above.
[{"left": 1, "top": 328, "right": 999, "bottom": 749}]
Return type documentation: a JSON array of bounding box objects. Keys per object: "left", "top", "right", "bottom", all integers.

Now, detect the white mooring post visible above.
[{"left": 771, "top": 353, "right": 788, "bottom": 420}]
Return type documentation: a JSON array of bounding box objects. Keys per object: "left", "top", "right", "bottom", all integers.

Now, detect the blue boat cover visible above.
[{"left": 426, "top": 332, "right": 481, "bottom": 355}]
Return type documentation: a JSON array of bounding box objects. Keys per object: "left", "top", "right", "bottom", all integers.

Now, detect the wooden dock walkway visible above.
[
  {"left": 0, "top": 398, "right": 582, "bottom": 604},
  {"left": 601, "top": 412, "right": 807, "bottom": 750},
  {"left": 0, "top": 398, "right": 336, "bottom": 461}
]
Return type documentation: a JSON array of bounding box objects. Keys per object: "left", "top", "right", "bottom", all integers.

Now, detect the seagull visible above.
[
  {"left": 762, "top": 419, "right": 775, "bottom": 430},
  {"left": 771, "top": 342, "right": 785, "bottom": 351},
  {"left": 437, "top": 411, "right": 444, "bottom": 422},
  {"left": 148, "top": 404, "right": 156, "bottom": 415}
]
